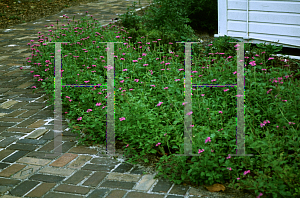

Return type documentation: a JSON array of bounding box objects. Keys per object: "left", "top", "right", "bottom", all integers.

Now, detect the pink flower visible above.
[
  {"left": 198, "top": 149, "right": 204, "bottom": 153},
  {"left": 244, "top": 170, "right": 250, "bottom": 175},
  {"left": 77, "top": 117, "right": 82, "bottom": 121},
  {"left": 186, "top": 111, "right": 193, "bottom": 116},
  {"left": 205, "top": 137, "right": 211, "bottom": 143},
  {"left": 157, "top": 102, "right": 163, "bottom": 106}
]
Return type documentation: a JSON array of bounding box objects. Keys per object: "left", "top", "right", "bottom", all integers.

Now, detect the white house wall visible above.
[{"left": 215, "top": 0, "right": 300, "bottom": 49}]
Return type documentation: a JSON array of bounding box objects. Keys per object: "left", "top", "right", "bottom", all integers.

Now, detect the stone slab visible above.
[
  {"left": 67, "top": 155, "right": 92, "bottom": 169},
  {"left": 16, "top": 157, "right": 52, "bottom": 166},
  {"left": 106, "top": 172, "right": 141, "bottom": 182},
  {"left": 38, "top": 166, "right": 75, "bottom": 176},
  {"left": 0, "top": 100, "right": 19, "bottom": 109},
  {"left": 49, "top": 153, "right": 78, "bottom": 167},
  {"left": 133, "top": 174, "right": 157, "bottom": 191},
  {"left": 2, "top": 151, "right": 31, "bottom": 164},
  {"left": 25, "top": 182, "right": 56, "bottom": 197},
  {"left": 11, "top": 165, "right": 41, "bottom": 180},
  {"left": 16, "top": 138, "right": 47, "bottom": 145},
  {"left": 0, "top": 164, "right": 26, "bottom": 177},
  {"left": 29, "top": 174, "right": 65, "bottom": 183},
  {"left": 26, "top": 129, "right": 49, "bottom": 139}
]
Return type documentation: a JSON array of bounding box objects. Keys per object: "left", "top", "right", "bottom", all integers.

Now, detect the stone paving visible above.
[{"left": 0, "top": 0, "right": 260, "bottom": 198}]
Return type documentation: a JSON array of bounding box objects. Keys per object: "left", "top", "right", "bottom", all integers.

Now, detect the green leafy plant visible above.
[
  {"left": 20, "top": 4, "right": 300, "bottom": 198},
  {"left": 117, "top": 1, "right": 144, "bottom": 32},
  {"left": 185, "top": 0, "right": 218, "bottom": 35}
]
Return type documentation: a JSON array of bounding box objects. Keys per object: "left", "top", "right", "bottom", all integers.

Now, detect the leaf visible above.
[{"left": 204, "top": 183, "right": 226, "bottom": 192}]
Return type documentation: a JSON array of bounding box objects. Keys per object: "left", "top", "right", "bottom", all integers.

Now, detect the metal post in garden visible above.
[
  {"left": 45, "top": 42, "right": 69, "bottom": 158},
  {"left": 229, "top": 41, "right": 253, "bottom": 157},
  {"left": 45, "top": 41, "right": 121, "bottom": 158},
  {"left": 175, "top": 41, "right": 253, "bottom": 157}
]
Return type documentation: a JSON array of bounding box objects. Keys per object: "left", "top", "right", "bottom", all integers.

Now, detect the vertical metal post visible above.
[
  {"left": 175, "top": 41, "right": 253, "bottom": 157},
  {"left": 45, "top": 42, "right": 69, "bottom": 158}
]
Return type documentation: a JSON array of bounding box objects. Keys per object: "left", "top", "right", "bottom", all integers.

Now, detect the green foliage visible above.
[
  {"left": 203, "top": 35, "right": 243, "bottom": 57},
  {"left": 23, "top": 6, "right": 300, "bottom": 198},
  {"left": 117, "top": 1, "right": 144, "bottom": 32},
  {"left": 185, "top": 0, "right": 218, "bottom": 34},
  {"left": 254, "top": 42, "right": 283, "bottom": 58}
]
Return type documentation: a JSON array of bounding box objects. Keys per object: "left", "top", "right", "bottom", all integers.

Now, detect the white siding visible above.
[{"left": 215, "top": 0, "right": 300, "bottom": 50}]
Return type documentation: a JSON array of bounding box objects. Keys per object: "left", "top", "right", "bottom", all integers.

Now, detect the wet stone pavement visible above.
[{"left": 0, "top": 0, "right": 259, "bottom": 198}]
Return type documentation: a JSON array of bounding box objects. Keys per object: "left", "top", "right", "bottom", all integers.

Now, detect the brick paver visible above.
[
  {"left": 27, "top": 119, "right": 47, "bottom": 128},
  {"left": 9, "top": 102, "right": 30, "bottom": 109},
  {"left": 2, "top": 195, "right": 23, "bottom": 198},
  {"left": 49, "top": 153, "right": 78, "bottom": 167},
  {"left": 81, "top": 164, "right": 116, "bottom": 172},
  {"left": 86, "top": 189, "right": 110, "bottom": 198},
  {"left": 29, "top": 174, "right": 66, "bottom": 183},
  {"left": 0, "top": 149, "right": 15, "bottom": 161},
  {"left": 9, "top": 180, "right": 40, "bottom": 197},
  {"left": 53, "top": 184, "right": 91, "bottom": 195},
  {"left": 63, "top": 170, "right": 92, "bottom": 185},
  {"left": 4, "top": 109, "right": 27, "bottom": 117},
  {"left": 17, "top": 109, "right": 39, "bottom": 118},
  {"left": 126, "top": 192, "right": 165, "bottom": 198},
  {"left": 6, "top": 127, "right": 34, "bottom": 133},
  {"left": 99, "top": 180, "right": 136, "bottom": 190},
  {"left": 25, "top": 151, "right": 58, "bottom": 160},
  {"left": 12, "top": 165, "right": 41, "bottom": 180},
  {"left": 67, "top": 155, "right": 92, "bottom": 169},
  {"left": 25, "top": 182, "right": 56, "bottom": 197},
  {"left": 15, "top": 118, "right": 39, "bottom": 127},
  {"left": 6, "top": 143, "right": 39, "bottom": 151},
  {"left": 68, "top": 146, "right": 98, "bottom": 155},
  {"left": 82, "top": 172, "right": 108, "bottom": 187},
  {"left": 0, "top": 136, "right": 19, "bottom": 148},
  {"left": 2, "top": 150, "right": 30, "bottom": 163},
  {"left": 16, "top": 138, "right": 47, "bottom": 145},
  {"left": 0, "top": 118, "right": 24, "bottom": 122},
  {"left": 26, "top": 128, "right": 48, "bottom": 139},
  {"left": 133, "top": 174, "right": 157, "bottom": 191},
  {"left": 16, "top": 81, "right": 35, "bottom": 89},
  {"left": 16, "top": 157, "right": 52, "bottom": 166},
  {"left": 0, "top": 164, "right": 26, "bottom": 177},
  {"left": 104, "top": 190, "right": 127, "bottom": 198},
  {"left": 0, "top": 100, "right": 19, "bottom": 109},
  {"left": 43, "top": 192, "right": 84, "bottom": 198},
  {"left": 38, "top": 166, "right": 75, "bottom": 176},
  {"left": 107, "top": 172, "right": 141, "bottom": 182}
]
